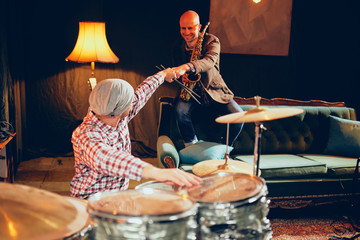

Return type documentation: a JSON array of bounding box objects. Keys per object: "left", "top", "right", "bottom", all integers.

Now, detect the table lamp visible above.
[{"left": 66, "top": 22, "right": 119, "bottom": 90}]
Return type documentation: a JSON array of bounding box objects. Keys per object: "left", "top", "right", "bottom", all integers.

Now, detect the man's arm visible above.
[
  {"left": 172, "top": 34, "right": 220, "bottom": 76},
  {"left": 189, "top": 35, "right": 220, "bottom": 74},
  {"left": 128, "top": 69, "right": 176, "bottom": 120}
]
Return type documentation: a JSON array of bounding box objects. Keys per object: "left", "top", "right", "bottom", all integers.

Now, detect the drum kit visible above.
[
  {"left": 193, "top": 95, "right": 304, "bottom": 177},
  {"left": 0, "top": 96, "right": 303, "bottom": 240}
]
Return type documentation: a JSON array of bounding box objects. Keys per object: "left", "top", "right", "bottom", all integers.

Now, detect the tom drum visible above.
[
  {"left": 187, "top": 172, "right": 272, "bottom": 240},
  {"left": 87, "top": 188, "right": 197, "bottom": 240}
]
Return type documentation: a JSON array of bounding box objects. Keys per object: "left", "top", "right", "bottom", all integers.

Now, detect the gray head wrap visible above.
[{"left": 89, "top": 79, "right": 134, "bottom": 116}]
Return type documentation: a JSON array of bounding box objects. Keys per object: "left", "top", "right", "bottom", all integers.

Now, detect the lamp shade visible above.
[{"left": 66, "top": 22, "right": 119, "bottom": 63}]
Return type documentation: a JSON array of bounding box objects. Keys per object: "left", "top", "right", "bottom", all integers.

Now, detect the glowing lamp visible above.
[{"left": 66, "top": 22, "right": 119, "bottom": 90}]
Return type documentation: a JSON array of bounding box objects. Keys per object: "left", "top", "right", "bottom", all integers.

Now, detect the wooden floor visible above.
[{"left": 14, "top": 156, "right": 158, "bottom": 196}]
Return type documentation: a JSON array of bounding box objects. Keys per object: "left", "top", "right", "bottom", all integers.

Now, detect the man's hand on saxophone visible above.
[{"left": 156, "top": 64, "right": 200, "bottom": 103}]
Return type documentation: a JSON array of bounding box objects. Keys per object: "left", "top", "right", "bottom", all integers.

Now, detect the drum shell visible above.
[
  {"left": 62, "top": 225, "right": 94, "bottom": 240},
  {"left": 87, "top": 188, "right": 197, "bottom": 240},
  {"left": 188, "top": 173, "right": 272, "bottom": 240},
  {"left": 196, "top": 186, "right": 271, "bottom": 239}
]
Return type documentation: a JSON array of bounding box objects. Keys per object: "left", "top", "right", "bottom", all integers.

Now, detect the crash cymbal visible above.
[
  {"left": 0, "top": 182, "right": 89, "bottom": 240},
  {"left": 216, "top": 107, "right": 304, "bottom": 123},
  {"left": 192, "top": 159, "right": 255, "bottom": 177}
]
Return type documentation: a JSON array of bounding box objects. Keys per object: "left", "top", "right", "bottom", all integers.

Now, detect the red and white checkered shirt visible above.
[{"left": 70, "top": 73, "right": 165, "bottom": 199}]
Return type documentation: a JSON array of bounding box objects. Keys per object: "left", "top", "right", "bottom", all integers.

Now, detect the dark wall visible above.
[
  {"left": 4, "top": 0, "right": 360, "bottom": 157},
  {"left": 221, "top": 1, "right": 360, "bottom": 104}
]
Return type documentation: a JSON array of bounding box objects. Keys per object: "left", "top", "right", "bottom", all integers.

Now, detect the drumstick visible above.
[
  {"left": 156, "top": 65, "right": 200, "bottom": 98},
  {"left": 158, "top": 64, "right": 201, "bottom": 98},
  {"left": 155, "top": 65, "right": 202, "bottom": 104}
]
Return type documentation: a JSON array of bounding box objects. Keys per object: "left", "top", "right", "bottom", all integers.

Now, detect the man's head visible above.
[
  {"left": 89, "top": 79, "right": 134, "bottom": 119},
  {"left": 179, "top": 10, "right": 201, "bottom": 46}
]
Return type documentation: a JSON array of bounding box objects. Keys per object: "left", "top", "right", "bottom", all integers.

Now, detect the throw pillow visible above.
[
  {"left": 324, "top": 115, "right": 360, "bottom": 157},
  {"left": 179, "top": 141, "right": 234, "bottom": 164}
]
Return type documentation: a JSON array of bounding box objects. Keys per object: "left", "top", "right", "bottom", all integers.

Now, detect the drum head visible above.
[
  {"left": 135, "top": 180, "right": 174, "bottom": 192},
  {"left": 87, "top": 188, "right": 194, "bottom": 216},
  {"left": 187, "top": 172, "right": 264, "bottom": 203}
]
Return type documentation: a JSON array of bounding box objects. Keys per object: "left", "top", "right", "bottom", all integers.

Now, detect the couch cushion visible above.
[
  {"left": 179, "top": 141, "right": 233, "bottom": 164},
  {"left": 300, "top": 154, "right": 359, "bottom": 176},
  {"left": 324, "top": 115, "right": 360, "bottom": 158},
  {"left": 233, "top": 154, "right": 327, "bottom": 179}
]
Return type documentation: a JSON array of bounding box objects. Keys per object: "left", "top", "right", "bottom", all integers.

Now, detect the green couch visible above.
[{"left": 157, "top": 97, "right": 360, "bottom": 202}]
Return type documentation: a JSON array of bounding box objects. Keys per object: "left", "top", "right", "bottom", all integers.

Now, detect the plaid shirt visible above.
[{"left": 70, "top": 73, "right": 165, "bottom": 199}]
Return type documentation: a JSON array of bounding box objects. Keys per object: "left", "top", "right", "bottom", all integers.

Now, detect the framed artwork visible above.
[{"left": 209, "top": 0, "right": 293, "bottom": 56}]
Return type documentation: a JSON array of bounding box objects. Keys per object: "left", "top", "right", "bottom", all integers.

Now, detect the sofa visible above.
[{"left": 156, "top": 96, "right": 360, "bottom": 205}]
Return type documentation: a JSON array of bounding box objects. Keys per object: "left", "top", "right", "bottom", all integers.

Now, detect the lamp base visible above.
[{"left": 89, "top": 77, "right": 97, "bottom": 91}]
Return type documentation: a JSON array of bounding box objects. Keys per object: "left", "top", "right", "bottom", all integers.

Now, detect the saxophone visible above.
[{"left": 180, "top": 22, "right": 210, "bottom": 102}]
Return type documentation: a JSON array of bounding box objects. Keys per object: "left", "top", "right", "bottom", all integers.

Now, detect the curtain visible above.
[
  {"left": 24, "top": 62, "right": 177, "bottom": 157},
  {"left": 1, "top": 0, "right": 24, "bottom": 169}
]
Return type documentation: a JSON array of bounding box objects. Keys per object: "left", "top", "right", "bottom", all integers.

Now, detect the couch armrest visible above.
[
  {"left": 158, "top": 97, "right": 176, "bottom": 137},
  {"left": 157, "top": 135, "right": 180, "bottom": 168},
  {"left": 159, "top": 96, "right": 175, "bottom": 104}
]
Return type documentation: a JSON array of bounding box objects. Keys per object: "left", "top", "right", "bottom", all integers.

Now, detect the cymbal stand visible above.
[
  {"left": 224, "top": 123, "right": 230, "bottom": 164},
  {"left": 253, "top": 96, "right": 267, "bottom": 176},
  {"left": 253, "top": 122, "right": 266, "bottom": 176},
  {"left": 218, "top": 123, "right": 230, "bottom": 171}
]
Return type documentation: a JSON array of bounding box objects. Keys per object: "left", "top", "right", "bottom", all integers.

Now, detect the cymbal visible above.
[
  {"left": 0, "top": 182, "right": 89, "bottom": 240},
  {"left": 192, "top": 159, "right": 255, "bottom": 177},
  {"left": 216, "top": 107, "right": 304, "bottom": 123}
]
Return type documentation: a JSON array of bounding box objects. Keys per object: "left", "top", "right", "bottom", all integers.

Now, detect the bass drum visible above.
[
  {"left": 187, "top": 172, "right": 272, "bottom": 240},
  {"left": 87, "top": 188, "right": 197, "bottom": 240}
]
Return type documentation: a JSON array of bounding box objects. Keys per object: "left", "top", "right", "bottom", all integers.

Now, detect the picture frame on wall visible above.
[{"left": 209, "top": 0, "right": 293, "bottom": 56}]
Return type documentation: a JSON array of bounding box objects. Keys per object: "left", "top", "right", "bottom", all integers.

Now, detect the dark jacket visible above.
[{"left": 172, "top": 33, "right": 234, "bottom": 104}]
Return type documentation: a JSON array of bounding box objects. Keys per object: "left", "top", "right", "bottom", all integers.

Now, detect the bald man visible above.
[
  {"left": 70, "top": 69, "right": 201, "bottom": 199},
  {"left": 172, "top": 11, "right": 244, "bottom": 152}
]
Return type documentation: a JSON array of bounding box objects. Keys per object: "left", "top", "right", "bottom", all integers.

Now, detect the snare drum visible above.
[
  {"left": 87, "top": 188, "right": 197, "bottom": 240},
  {"left": 187, "top": 172, "right": 272, "bottom": 240}
]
